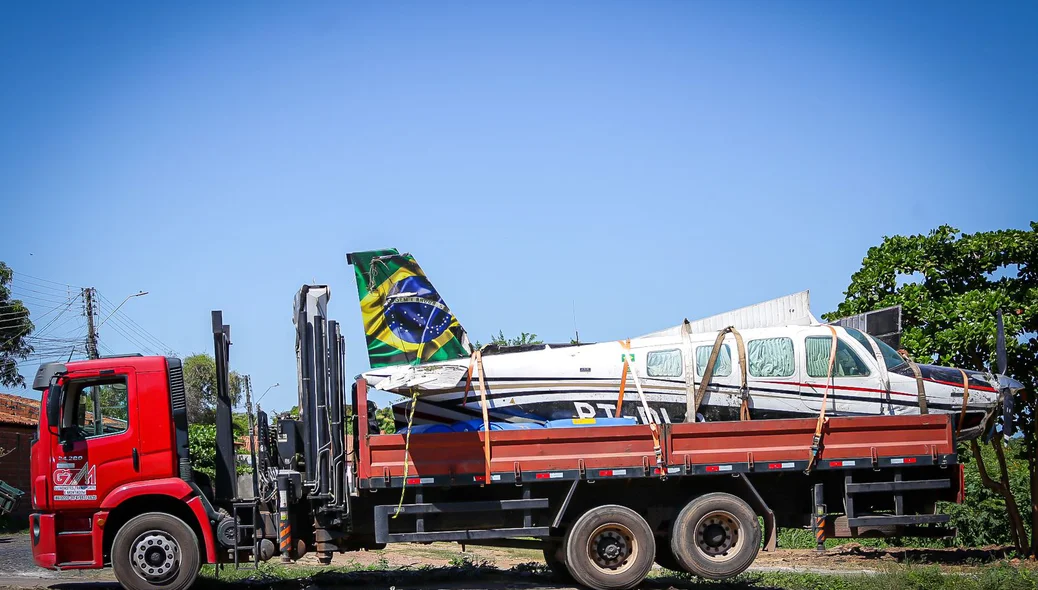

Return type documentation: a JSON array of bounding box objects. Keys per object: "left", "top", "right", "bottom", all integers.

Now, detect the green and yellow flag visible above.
[{"left": 348, "top": 249, "right": 472, "bottom": 368}]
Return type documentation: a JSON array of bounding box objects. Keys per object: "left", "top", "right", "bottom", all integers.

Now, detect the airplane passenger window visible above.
[
  {"left": 646, "top": 349, "right": 682, "bottom": 377},
  {"left": 805, "top": 337, "right": 871, "bottom": 377},
  {"left": 747, "top": 338, "right": 795, "bottom": 377},
  {"left": 695, "top": 345, "right": 732, "bottom": 378}
]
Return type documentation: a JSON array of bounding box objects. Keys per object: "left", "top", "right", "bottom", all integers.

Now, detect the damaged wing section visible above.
[{"left": 642, "top": 290, "right": 820, "bottom": 337}]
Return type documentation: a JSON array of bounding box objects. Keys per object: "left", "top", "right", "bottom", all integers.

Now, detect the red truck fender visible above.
[{"left": 100, "top": 477, "right": 218, "bottom": 563}]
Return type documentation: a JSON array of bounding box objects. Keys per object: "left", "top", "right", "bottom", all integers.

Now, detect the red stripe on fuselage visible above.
[{"left": 763, "top": 378, "right": 995, "bottom": 397}]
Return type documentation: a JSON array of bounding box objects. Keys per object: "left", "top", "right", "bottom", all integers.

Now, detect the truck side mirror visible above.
[{"left": 46, "top": 383, "right": 62, "bottom": 435}]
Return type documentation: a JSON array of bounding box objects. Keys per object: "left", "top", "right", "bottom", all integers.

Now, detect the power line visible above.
[
  {"left": 96, "top": 290, "right": 172, "bottom": 353},
  {"left": 11, "top": 272, "right": 80, "bottom": 289},
  {"left": 103, "top": 318, "right": 156, "bottom": 355},
  {"left": 9, "top": 284, "right": 77, "bottom": 299},
  {"left": 0, "top": 297, "right": 79, "bottom": 350}
]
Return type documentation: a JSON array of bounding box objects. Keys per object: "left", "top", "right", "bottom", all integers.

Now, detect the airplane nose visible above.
[{"left": 998, "top": 374, "right": 1025, "bottom": 392}]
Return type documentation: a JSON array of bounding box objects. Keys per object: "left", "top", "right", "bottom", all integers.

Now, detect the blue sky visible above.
[{"left": 2, "top": 1, "right": 1036, "bottom": 410}]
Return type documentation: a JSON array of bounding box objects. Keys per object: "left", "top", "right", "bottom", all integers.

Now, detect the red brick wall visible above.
[{"left": 0, "top": 424, "right": 35, "bottom": 525}]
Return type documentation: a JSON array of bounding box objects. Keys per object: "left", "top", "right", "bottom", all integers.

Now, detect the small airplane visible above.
[{"left": 346, "top": 249, "right": 1020, "bottom": 441}]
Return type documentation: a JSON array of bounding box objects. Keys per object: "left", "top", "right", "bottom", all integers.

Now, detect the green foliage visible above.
[
  {"left": 824, "top": 224, "right": 1037, "bottom": 418},
  {"left": 827, "top": 224, "right": 1038, "bottom": 551},
  {"left": 0, "top": 262, "right": 34, "bottom": 388},
  {"left": 475, "top": 330, "right": 544, "bottom": 348},
  {"left": 946, "top": 439, "right": 1032, "bottom": 546},
  {"left": 375, "top": 406, "right": 396, "bottom": 434},
  {"left": 182, "top": 352, "right": 244, "bottom": 424},
  {"left": 187, "top": 423, "right": 251, "bottom": 478},
  {"left": 187, "top": 423, "right": 218, "bottom": 478}
]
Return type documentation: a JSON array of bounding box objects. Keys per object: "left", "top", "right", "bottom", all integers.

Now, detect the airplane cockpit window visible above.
[
  {"left": 695, "top": 344, "right": 732, "bottom": 377},
  {"left": 747, "top": 337, "right": 795, "bottom": 377},
  {"left": 806, "top": 336, "right": 871, "bottom": 377},
  {"left": 646, "top": 349, "right": 682, "bottom": 377},
  {"left": 873, "top": 337, "right": 908, "bottom": 371}
]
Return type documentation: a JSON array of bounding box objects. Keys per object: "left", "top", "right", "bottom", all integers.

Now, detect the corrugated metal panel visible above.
[{"left": 642, "top": 291, "right": 817, "bottom": 337}]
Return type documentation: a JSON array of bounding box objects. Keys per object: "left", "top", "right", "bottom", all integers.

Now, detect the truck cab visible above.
[{"left": 30, "top": 353, "right": 224, "bottom": 590}]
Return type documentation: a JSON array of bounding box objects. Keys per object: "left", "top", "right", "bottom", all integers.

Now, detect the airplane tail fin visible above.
[{"left": 347, "top": 249, "right": 472, "bottom": 369}]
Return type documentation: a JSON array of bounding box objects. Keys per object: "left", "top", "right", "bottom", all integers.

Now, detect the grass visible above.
[
  {"left": 649, "top": 564, "right": 1038, "bottom": 590},
  {"left": 199, "top": 554, "right": 1036, "bottom": 590},
  {"left": 777, "top": 528, "right": 952, "bottom": 551}
]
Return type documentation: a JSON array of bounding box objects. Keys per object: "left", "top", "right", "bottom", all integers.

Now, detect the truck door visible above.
[
  {"left": 49, "top": 367, "right": 139, "bottom": 510},
  {"left": 800, "top": 328, "right": 885, "bottom": 416}
]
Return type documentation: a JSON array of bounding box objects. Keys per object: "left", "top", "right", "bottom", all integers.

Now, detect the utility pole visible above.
[{"left": 83, "top": 287, "right": 99, "bottom": 359}]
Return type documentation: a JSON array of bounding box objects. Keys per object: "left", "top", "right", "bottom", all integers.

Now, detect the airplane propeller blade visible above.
[
  {"left": 996, "top": 309, "right": 1007, "bottom": 375},
  {"left": 1003, "top": 391, "right": 1015, "bottom": 438}
]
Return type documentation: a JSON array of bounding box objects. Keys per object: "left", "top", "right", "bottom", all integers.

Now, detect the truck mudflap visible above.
[{"left": 29, "top": 513, "right": 57, "bottom": 569}]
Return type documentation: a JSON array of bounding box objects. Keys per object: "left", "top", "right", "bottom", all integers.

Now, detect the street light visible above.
[
  {"left": 98, "top": 291, "right": 149, "bottom": 329},
  {"left": 257, "top": 382, "right": 280, "bottom": 405}
]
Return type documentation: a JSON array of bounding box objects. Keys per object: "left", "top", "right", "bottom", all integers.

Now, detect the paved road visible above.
[{"left": 0, "top": 533, "right": 115, "bottom": 588}]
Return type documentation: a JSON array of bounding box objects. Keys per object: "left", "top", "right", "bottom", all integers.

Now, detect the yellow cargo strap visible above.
[
  {"left": 899, "top": 349, "right": 928, "bottom": 415},
  {"left": 805, "top": 326, "right": 839, "bottom": 474},
  {"left": 692, "top": 326, "right": 749, "bottom": 420},
  {"left": 956, "top": 369, "right": 970, "bottom": 435},
  {"left": 617, "top": 339, "right": 663, "bottom": 469}
]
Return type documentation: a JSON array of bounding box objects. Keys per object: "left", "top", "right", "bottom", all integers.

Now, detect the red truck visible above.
[{"left": 28, "top": 290, "right": 969, "bottom": 590}]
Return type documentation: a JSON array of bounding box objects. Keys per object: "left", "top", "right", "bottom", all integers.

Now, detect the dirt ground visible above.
[{"left": 295, "top": 541, "right": 1023, "bottom": 574}]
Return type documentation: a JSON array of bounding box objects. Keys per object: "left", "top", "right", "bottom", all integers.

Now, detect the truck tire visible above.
[
  {"left": 563, "top": 505, "right": 655, "bottom": 590},
  {"left": 542, "top": 541, "right": 573, "bottom": 582},
  {"left": 670, "top": 492, "right": 760, "bottom": 580},
  {"left": 112, "top": 512, "right": 201, "bottom": 590}
]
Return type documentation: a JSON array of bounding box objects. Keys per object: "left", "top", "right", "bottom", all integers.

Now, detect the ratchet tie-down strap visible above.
[
  {"left": 805, "top": 326, "right": 839, "bottom": 474},
  {"left": 899, "top": 349, "right": 929, "bottom": 415},
  {"left": 692, "top": 326, "right": 750, "bottom": 420},
  {"left": 956, "top": 369, "right": 970, "bottom": 435},
  {"left": 462, "top": 349, "right": 493, "bottom": 485},
  {"left": 615, "top": 339, "right": 664, "bottom": 470}
]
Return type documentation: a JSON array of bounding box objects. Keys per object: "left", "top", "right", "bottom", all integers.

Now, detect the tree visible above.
[
  {"left": 375, "top": 406, "right": 396, "bottom": 434},
  {"left": 0, "top": 262, "right": 34, "bottom": 388},
  {"left": 475, "top": 331, "right": 544, "bottom": 349},
  {"left": 182, "top": 353, "right": 244, "bottom": 424},
  {"left": 827, "top": 223, "right": 1037, "bottom": 553}
]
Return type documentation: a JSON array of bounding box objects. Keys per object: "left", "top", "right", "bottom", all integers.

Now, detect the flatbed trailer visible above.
[{"left": 27, "top": 297, "right": 965, "bottom": 590}]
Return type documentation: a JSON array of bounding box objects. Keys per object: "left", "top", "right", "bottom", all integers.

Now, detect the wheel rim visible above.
[
  {"left": 129, "top": 530, "right": 182, "bottom": 584},
  {"left": 693, "top": 510, "right": 740, "bottom": 562},
  {"left": 586, "top": 523, "right": 638, "bottom": 574}
]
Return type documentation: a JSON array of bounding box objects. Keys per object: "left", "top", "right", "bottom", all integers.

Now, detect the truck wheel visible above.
[
  {"left": 542, "top": 541, "right": 573, "bottom": 582},
  {"left": 564, "top": 505, "right": 655, "bottom": 590},
  {"left": 670, "top": 492, "right": 760, "bottom": 580},
  {"left": 112, "top": 512, "right": 200, "bottom": 590}
]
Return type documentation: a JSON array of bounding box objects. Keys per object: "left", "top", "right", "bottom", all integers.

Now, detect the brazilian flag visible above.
[{"left": 348, "top": 249, "right": 471, "bottom": 368}]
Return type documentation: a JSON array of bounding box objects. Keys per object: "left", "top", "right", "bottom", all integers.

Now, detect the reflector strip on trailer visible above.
[
  {"left": 534, "top": 472, "right": 564, "bottom": 480},
  {"left": 357, "top": 453, "right": 958, "bottom": 488}
]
